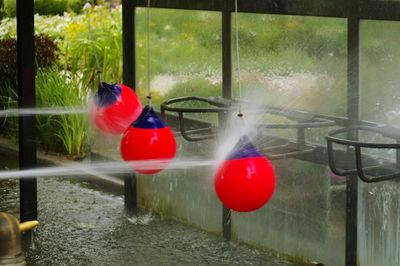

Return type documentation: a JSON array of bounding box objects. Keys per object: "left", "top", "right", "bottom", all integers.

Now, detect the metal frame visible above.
[
  {"left": 17, "top": 0, "right": 37, "bottom": 223},
  {"left": 327, "top": 126, "right": 400, "bottom": 182}
]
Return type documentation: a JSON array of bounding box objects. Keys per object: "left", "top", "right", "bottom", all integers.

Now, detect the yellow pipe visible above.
[{"left": 19, "top": 221, "right": 39, "bottom": 232}]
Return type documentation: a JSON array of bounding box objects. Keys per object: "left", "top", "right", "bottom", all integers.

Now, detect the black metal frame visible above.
[
  {"left": 327, "top": 126, "right": 400, "bottom": 183},
  {"left": 17, "top": 0, "right": 37, "bottom": 223}
]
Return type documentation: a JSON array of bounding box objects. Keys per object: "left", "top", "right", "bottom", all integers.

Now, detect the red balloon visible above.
[
  {"left": 214, "top": 136, "right": 276, "bottom": 212},
  {"left": 120, "top": 105, "right": 176, "bottom": 174},
  {"left": 90, "top": 82, "right": 142, "bottom": 134}
]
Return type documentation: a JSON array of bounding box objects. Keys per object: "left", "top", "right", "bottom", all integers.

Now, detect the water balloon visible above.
[
  {"left": 214, "top": 135, "right": 276, "bottom": 212},
  {"left": 120, "top": 105, "right": 176, "bottom": 174},
  {"left": 90, "top": 82, "right": 142, "bottom": 134}
]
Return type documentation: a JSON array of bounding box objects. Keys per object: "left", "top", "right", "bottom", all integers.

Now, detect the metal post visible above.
[
  {"left": 221, "top": 0, "right": 232, "bottom": 241},
  {"left": 17, "top": 0, "right": 37, "bottom": 222},
  {"left": 346, "top": 11, "right": 360, "bottom": 266},
  {"left": 122, "top": 0, "right": 137, "bottom": 214}
]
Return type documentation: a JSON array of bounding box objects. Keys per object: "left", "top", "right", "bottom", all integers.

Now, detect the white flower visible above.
[{"left": 83, "top": 2, "right": 92, "bottom": 10}]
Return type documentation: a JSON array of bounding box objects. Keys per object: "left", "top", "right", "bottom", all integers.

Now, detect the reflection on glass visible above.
[
  {"left": 232, "top": 14, "right": 347, "bottom": 116},
  {"left": 135, "top": 8, "right": 222, "bottom": 111},
  {"left": 361, "top": 20, "right": 400, "bottom": 126},
  {"left": 359, "top": 19, "right": 400, "bottom": 266}
]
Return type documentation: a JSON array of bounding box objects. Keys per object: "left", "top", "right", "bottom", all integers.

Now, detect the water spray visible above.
[{"left": 213, "top": 0, "right": 277, "bottom": 212}]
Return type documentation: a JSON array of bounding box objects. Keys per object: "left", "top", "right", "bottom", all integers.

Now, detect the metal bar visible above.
[
  {"left": 359, "top": 1, "right": 400, "bottom": 21},
  {"left": 124, "top": 173, "right": 137, "bottom": 214},
  {"left": 122, "top": 0, "right": 137, "bottom": 214},
  {"left": 17, "top": 0, "right": 37, "bottom": 222},
  {"left": 123, "top": 0, "right": 136, "bottom": 89},
  {"left": 135, "top": 0, "right": 222, "bottom": 11},
  {"left": 221, "top": 0, "right": 232, "bottom": 240},
  {"left": 134, "top": 0, "right": 351, "bottom": 18},
  {"left": 235, "top": 0, "right": 350, "bottom": 17},
  {"left": 345, "top": 7, "right": 360, "bottom": 265},
  {"left": 134, "top": 0, "right": 400, "bottom": 21},
  {"left": 222, "top": 1, "right": 232, "bottom": 99}
]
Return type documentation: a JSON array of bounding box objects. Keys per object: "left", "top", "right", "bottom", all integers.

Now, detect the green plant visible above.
[
  {"left": 35, "top": 0, "right": 68, "bottom": 16},
  {"left": 36, "top": 69, "right": 91, "bottom": 158},
  {"left": 67, "top": 0, "right": 83, "bottom": 13},
  {"left": 3, "top": 0, "right": 15, "bottom": 17},
  {"left": 0, "top": 35, "right": 59, "bottom": 89},
  {"left": 0, "top": 82, "right": 18, "bottom": 139},
  {"left": 0, "top": 0, "right": 5, "bottom": 19}
]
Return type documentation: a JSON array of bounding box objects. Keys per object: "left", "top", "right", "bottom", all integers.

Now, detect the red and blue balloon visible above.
[
  {"left": 120, "top": 105, "right": 176, "bottom": 174},
  {"left": 90, "top": 82, "right": 142, "bottom": 134},
  {"left": 214, "top": 135, "right": 276, "bottom": 212}
]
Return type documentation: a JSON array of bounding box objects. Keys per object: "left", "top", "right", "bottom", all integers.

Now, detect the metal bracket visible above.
[
  {"left": 161, "top": 96, "right": 335, "bottom": 159},
  {"left": 326, "top": 126, "right": 400, "bottom": 183}
]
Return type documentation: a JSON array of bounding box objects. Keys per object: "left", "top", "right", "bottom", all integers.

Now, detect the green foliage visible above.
[
  {"left": 3, "top": 0, "right": 15, "bottom": 17},
  {"left": 0, "top": 35, "right": 59, "bottom": 89},
  {"left": 165, "top": 78, "right": 220, "bottom": 100},
  {"left": 36, "top": 69, "right": 91, "bottom": 158},
  {"left": 0, "top": 82, "right": 18, "bottom": 140},
  {"left": 0, "top": 0, "right": 5, "bottom": 20},
  {"left": 67, "top": 0, "right": 83, "bottom": 13},
  {"left": 35, "top": 0, "right": 68, "bottom": 16},
  {"left": 2, "top": 0, "right": 84, "bottom": 17},
  {"left": 0, "top": 69, "right": 91, "bottom": 158}
]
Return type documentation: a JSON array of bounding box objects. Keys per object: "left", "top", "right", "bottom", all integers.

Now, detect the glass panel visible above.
[
  {"left": 232, "top": 14, "right": 347, "bottom": 116},
  {"left": 231, "top": 13, "right": 347, "bottom": 265},
  {"left": 135, "top": 8, "right": 222, "bottom": 232},
  {"left": 360, "top": 20, "right": 400, "bottom": 126},
  {"left": 135, "top": 8, "right": 222, "bottom": 112},
  {"left": 359, "top": 19, "right": 400, "bottom": 266}
]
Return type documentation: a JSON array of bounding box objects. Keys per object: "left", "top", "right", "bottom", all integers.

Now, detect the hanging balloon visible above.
[
  {"left": 120, "top": 105, "right": 176, "bottom": 174},
  {"left": 90, "top": 82, "right": 142, "bottom": 134},
  {"left": 214, "top": 135, "right": 276, "bottom": 212}
]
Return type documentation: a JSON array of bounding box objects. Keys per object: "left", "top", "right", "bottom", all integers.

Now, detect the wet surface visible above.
[{"left": 0, "top": 150, "right": 299, "bottom": 266}]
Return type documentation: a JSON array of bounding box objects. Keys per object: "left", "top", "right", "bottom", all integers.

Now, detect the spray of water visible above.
[
  {"left": 0, "top": 158, "right": 217, "bottom": 181},
  {"left": 0, "top": 107, "right": 88, "bottom": 117}
]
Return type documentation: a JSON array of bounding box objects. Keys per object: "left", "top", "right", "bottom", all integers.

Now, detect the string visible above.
[
  {"left": 146, "top": 0, "right": 152, "bottom": 106},
  {"left": 86, "top": 9, "right": 104, "bottom": 86},
  {"left": 234, "top": 0, "right": 243, "bottom": 117}
]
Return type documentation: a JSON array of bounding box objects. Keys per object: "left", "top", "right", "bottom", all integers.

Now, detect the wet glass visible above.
[
  {"left": 358, "top": 19, "right": 400, "bottom": 266},
  {"left": 135, "top": 8, "right": 223, "bottom": 233},
  {"left": 231, "top": 13, "right": 347, "bottom": 266}
]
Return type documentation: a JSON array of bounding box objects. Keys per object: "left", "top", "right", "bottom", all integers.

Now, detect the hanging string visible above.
[
  {"left": 146, "top": 0, "right": 152, "bottom": 106},
  {"left": 86, "top": 9, "right": 104, "bottom": 86},
  {"left": 234, "top": 0, "right": 243, "bottom": 117}
]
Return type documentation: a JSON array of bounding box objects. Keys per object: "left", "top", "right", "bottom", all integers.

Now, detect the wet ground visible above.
[{"left": 0, "top": 150, "right": 299, "bottom": 266}]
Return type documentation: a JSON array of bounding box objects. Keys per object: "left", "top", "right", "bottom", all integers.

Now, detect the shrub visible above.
[
  {"left": 0, "top": 34, "right": 59, "bottom": 88},
  {"left": 3, "top": 0, "right": 15, "bottom": 17},
  {"left": 0, "top": 0, "right": 5, "bottom": 19},
  {"left": 2, "top": 0, "right": 84, "bottom": 17},
  {"left": 67, "top": 0, "right": 83, "bottom": 13},
  {"left": 35, "top": 0, "right": 68, "bottom": 16}
]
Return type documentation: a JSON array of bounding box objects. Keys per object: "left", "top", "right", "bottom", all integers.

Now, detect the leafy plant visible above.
[
  {"left": 3, "top": 0, "right": 15, "bottom": 17},
  {"left": 0, "top": 34, "right": 59, "bottom": 88},
  {"left": 36, "top": 68, "right": 91, "bottom": 158},
  {"left": 0, "top": 82, "right": 18, "bottom": 139}
]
